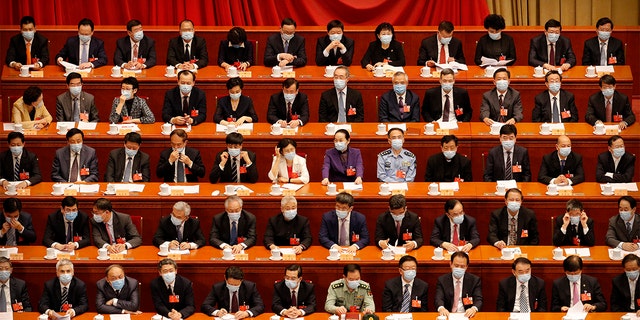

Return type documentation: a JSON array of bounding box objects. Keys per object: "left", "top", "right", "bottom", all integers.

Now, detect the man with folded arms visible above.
[
  {"left": 553, "top": 199, "right": 595, "bottom": 247},
  {"left": 43, "top": 196, "right": 91, "bottom": 251},
  {"left": 596, "top": 135, "right": 635, "bottom": 183},
  {"left": 538, "top": 135, "right": 584, "bottom": 186},
  {"left": 153, "top": 201, "right": 205, "bottom": 250},
  {"left": 610, "top": 254, "right": 640, "bottom": 313},
  {"left": 551, "top": 255, "right": 606, "bottom": 312},
  {"left": 201, "top": 266, "right": 264, "bottom": 319},
  {"left": 91, "top": 198, "right": 142, "bottom": 253},
  {"left": 0, "top": 198, "right": 36, "bottom": 246},
  {"left": 209, "top": 196, "right": 257, "bottom": 253},
  {"left": 0, "top": 132, "right": 42, "bottom": 189},
  {"left": 264, "top": 18, "right": 307, "bottom": 67},
  {"left": 272, "top": 264, "right": 316, "bottom": 317},
  {"left": 6, "top": 16, "right": 49, "bottom": 70},
  {"left": 150, "top": 259, "right": 195, "bottom": 320},
  {"left": 38, "top": 259, "right": 88, "bottom": 318},
  {"left": 496, "top": 257, "right": 547, "bottom": 312},
  {"left": 425, "top": 135, "right": 472, "bottom": 182},
  {"left": 56, "top": 18, "right": 107, "bottom": 69},
  {"left": 528, "top": 19, "right": 576, "bottom": 71},
  {"left": 96, "top": 264, "right": 141, "bottom": 314},
  {"left": 264, "top": 196, "right": 312, "bottom": 254},
  {"left": 319, "top": 192, "right": 369, "bottom": 253},
  {"left": 114, "top": 19, "right": 156, "bottom": 69},
  {"left": 0, "top": 256, "right": 32, "bottom": 311},
  {"left": 430, "top": 199, "right": 479, "bottom": 253},
  {"left": 162, "top": 70, "right": 207, "bottom": 126},
  {"left": 375, "top": 195, "right": 423, "bottom": 252},
  {"left": 166, "top": 19, "right": 209, "bottom": 70},
  {"left": 435, "top": 252, "right": 482, "bottom": 318},
  {"left": 606, "top": 196, "right": 640, "bottom": 251},
  {"left": 487, "top": 188, "right": 540, "bottom": 249}
]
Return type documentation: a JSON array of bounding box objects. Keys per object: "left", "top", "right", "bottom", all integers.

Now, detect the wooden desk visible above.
[{"left": 1, "top": 65, "right": 632, "bottom": 124}]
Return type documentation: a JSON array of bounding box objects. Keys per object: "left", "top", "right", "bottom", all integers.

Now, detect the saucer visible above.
[
  {"left": 424, "top": 131, "right": 437, "bottom": 135},
  {"left": 110, "top": 74, "right": 123, "bottom": 78},
  {"left": 164, "top": 74, "right": 177, "bottom": 78},
  {"left": 106, "top": 131, "right": 119, "bottom": 135},
  {"left": 431, "top": 256, "right": 445, "bottom": 260},
  {"left": 326, "top": 256, "right": 340, "bottom": 261},
  {"left": 495, "top": 192, "right": 506, "bottom": 196},
  {"left": 270, "top": 132, "right": 283, "bottom": 136},
  {"left": 157, "top": 251, "right": 169, "bottom": 256},
  {"left": 373, "top": 74, "right": 385, "bottom": 78},
  {"left": 538, "top": 131, "right": 551, "bottom": 135},
  {"left": 269, "top": 191, "right": 283, "bottom": 196},
  {"left": 601, "top": 191, "right": 614, "bottom": 196},
  {"left": 419, "top": 74, "right": 433, "bottom": 78},
  {"left": 97, "top": 256, "right": 110, "bottom": 261},
  {"left": 224, "top": 191, "right": 237, "bottom": 196},
  {"left": 44, "top": 255, "right": 57, "bottom": 260},
  {"left": 592, "top": 131, "right": 605, "bottom": 135},
  {"left": 532, "top": 74, "right": 545, "bottom": 78},
  {"left": 158, "top": 192, "right": 170, "bottom": 196},
  {"left": 51, "top": 192, "right": 64, "bottom": 196},
  {"left": 161, "top": 131, "right": 172, "bottom": 136},
  {"left": 269, "top": 256, "right": 283, "bottom": 261},
  {"left": 103, "top": 191, "right": 116, "bottom": 196},
  {"left": 500, "top": 256, "right": 514, "bottom": 260},
  {"left": 18, "top": 74, "right": 31, "bottom": 78},
  {"left": 585, "top": 74, "right": 598, "bottom": 78},
  {"left": 221, "top": 256, "right": 235, "bottom": 261},
  {"left": 57, "top": 131, "right": 68, "bottom": 135},
  {"left": 270, "top": 74, "right": 283, "bottom": 78},
  {"left": 324, "top": 132, "right": 335, "bottom": 135},
  {"left": 381, "top": 256, "right": 394, "bottom": 261},
  {"left": 4, "top": 192, "right": 17, "bottom": 196},
  {"left": 227, "top": 74, "right": 239, "bottom": 78},
  {"left": 428, "top": 191, "right": 441, "bottom": 196},
  {"left": 378, "top": 191, "right": 391, "bottom": 196},
  {"left": 552, "top": 256, "right": 566, "bottom": 261},
  {"left": 326, "top": 191, "right": 338, "bottom": 196},
  {"left": 545, "top": 191, "right": 559, "bottom": 196},
  {"left": 375, "top": 131, "right": 387, "bottom": 136},
  {"left": 323, "top": 74, "right": 333, "bottom": 78}
]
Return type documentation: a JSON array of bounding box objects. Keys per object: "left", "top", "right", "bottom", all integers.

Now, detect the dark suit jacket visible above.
[
  {"left": 318, "top": 210, "right": 370, "bottom": 249},
  {"left": 425, "top": 153, "right": 472, "bottom": 182},
  {"left": 55, "top": 36, "right": 107, "bottom": 68},
  {"left": 430, "top": 214, "right": 480, "bottom": 248},
  {"left": 6, "top": 276, "right": 32, "bottom": 311},
  {"left": 5, "top": 32, "right": 49, "bottom": 66},
  {"left": 150, "top": 274, "right": 194, "bottom": 318},
  {"left": 157, "top": 146, "right": 206, "bottom": 182},
  {"left": 272, "top": 280, "right": 316, "bottom": 314},
  {"left": 209, "top": 149, "right": 258, "bottom": 183},
  {"left": 166, "top": 35, "right": 209, "bottom": 68},
  {"left": 596, "top": 151, "right": 635, "bottom": 183},
  {"left": 263, "top": 214, "right": 312, "bottom": 249},
  {"left": 51, "top": 145, "right": 99, "bottom": 182},
  {"left": 483, "top": 145, "right": 531, "bottom": 182},
  {"left": 551, "top": 275, "right": 606, "bottom": 311},
  {"left": 217, "top": 40, "right": 254, "bottom": 66},
  {"left": 201, "top": 280, "right": 265, "bottom": 316},
  {"left": 474, "top": 33, "right": 516, "bottom": 66},
  {"left": 360, "top": 40, "right": 405, "bottom": 67},
  {"left": 538, "top": 150, "right": 585, "bottom": 185},
  {"left": 435, "top": 273, "right": 483, "bottom": 311},
  {"left": 105, "top": 147, "right": 151, "bottom": 182},
  {"left": 0, "top": 148, "right": 42, "bottom": 185},
  {"left": 55, "top": 91, "right": 99, "bottom": 122},
  {"left": 422, "top": 86, "right": 472, "bottom": 122},
  {"left": 267, "top": 92, "right": 310, "bottom": 125},
  {"left": 96, "top": 276, "right": 139, "bottom": 313},
  {"left": 318, "top": 87, "right": 364, "bottom": 122},
  {"left": 532, "top": 89, "right": 579, "bottom": 122},
  {"left": 585, "top": 91, "right": 635, "bottom": 126},
  {"left": 42, "top": 210, "right": 91, "bottom": 248},
  {"left": 113, "top": 35, "right": 157, "bottom": 67},
  {"left": 91, "top": 211, "right": 142, "bottom": 248},
  {"left": 382, "top": 276, "right": 429, "bottom": 312},
  {"left": 528, "top": 34, "right": 576, "bottom": 67},
  {"left": 496, "top": 275, "right": 547, "bottom": 312},
  {"left": 487, "top": 206, "right": 540, "bottom": 245},
  {"left": 375, "top": 210, "right": 424, "bottom": 248},
  {"left": 417, "top": 35, "right": 466, "bottom": 65},
  {"left": 152, "top": 215, "right": 205, "bottom": 248},
  {"left": 479, "top": 87, "right": 523, "bottom": 122},
  {"left": 606, "top": 213, "right": 640, "bottom": 248},
  {"left": 378, "top": 90, "right": 421, "bottom": 122},
  {"left": 264, "top": 33, "right": 307, "bottom": 67},
  {"left": 582, "top": 36, "right": 625, "bottom": 66},
  {"left": 553, "top": 216, "right": 595, "bottom": 247},
  {"left": 0, "top": 211, "right": 36, "bottom": 245},
  {"left": 38, "top": 277, "right": 88, "bottom": 315},
  {"left": 322, "top": 147, "right": 364, "bottom": 182},
  {"left": 214, "top": 95, "right": 258, "bottom": 123},
  {"left": 162, "top": 86, "right": 207, "bottom": 125},
  {"left": 315, "top": 35, "right": 355, "bottom": 66},
  {"left": 610, "top": 273, "right": 640, "bottom": 312},
  {"left": 209, "top": 210, "right": 257, "bottom": 248}
]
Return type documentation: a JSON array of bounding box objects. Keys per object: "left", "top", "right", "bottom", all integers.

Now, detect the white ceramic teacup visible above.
[
  {"left": 152, "top": 315, "right": 162, "bottom": 320},
  {"left": 382, "top": 248, "right": 393, "bottom": 259},
  {"left": 327, "top": 183, "right": 337, "bottom": 194},
  {"left": 501, "top": 248, "right": 515, "bottom": 259},
  {"left": 58, "top": 124, "right": 69, "bottom": 134},
  {"left": 613, "top": 247, "right": 623, "bottom": 259},
  {"left": 485, "top": 66, "right": 496, "bottom": 77},
  {"left": 329, "top": 248, "right": 340, "bottom": 259},
  {"left": 603, "top": 184, "right": 613, "bottom": 195},
  {"left": 420, "top": 67, "right": 430, "bottom": 77},
  {"left": 586, "top": 65, "right": 596, "bottom": 76},
  {"left": 111, "top": 66, "right": 121, "bottom": 76},
  {"left": 325, "top": 123, "right": 336, "bottom": 134},
  {"left": 53, "top": 184, "right": 65, "bottom": 195},
  {"left": 13, "top": 123, "right": 23, "bottom": 133},
  {"left": 325, "top": 65, "right": 337, "bottom": 77},
  {"left": 424, "top": 123, "right": 435, "bottom": 133},
  {"left": 434, "top": 247, "right": 444, "bottom": 258},
  {"left": 228, "top": 66, "right": 238, "bottom": 77},
  {"left": 534, "top": 66, "right": 544, "bottom": 76},
  {"left": 594, "top": 122, "right": 605, "bottom": 134},
  {"left": 428, "top": 182, "right": 439, "bottom": 194},
  {"left": 271, "top": 184, "right": 281, "bottom": 194},
  {"left": 109, "top": 123, "right": 118, "bottom": 134},
  {"left": 159, "top": 243, "right": 169, "bottom": 254},
  {"left": 270, "top": 315, "right": 281, "bottom": 320},
  {"left": 377, "top": 123, "right": 386, "bottom": 133},
  {"left": 226, "top": 124, "right": 237, "bottom": 133},
  {"left": 98, "top": 248, "right": 108, "bottom": 259},
  {"left": 540, "top": 122, "right": 551, "bottom": 134},
  {"left": 496, "top": 184, "right": 506, "bottom": 194},
  {"left": 547, "top": 184, "right": 558, "bottom": 194},
  {"left": 160, "top": 183, "right": 170, "bottom": 195},
  {"left": 94, "top": 314, "right": 104, "bottom": 320},
  {"left": 38, "top": 314, "right": 48, "bottom": 320},
  {"left": 374, "top": 66, "right": 384, "bottom": 77},
  {"left": 161, "top": 123, "right": 172, "bottom": 134},
  {"left": 552, "top": 247, "right": 563, "bottom": 259},
  {"left": 272, "top": 66, "right": 282, "bottom": 76},
  {"left": 6, "top": 184, "right": 16, "bottom": 194},
  {"left": 46, "top": 247, "right": 56, "bottom": 258},
  {"left": 225, "top": 185, "right": 237, "bottom": 195},
  {"left": 223, "top": 248, "right": 234, "bottom": 259},
  {"left": 379, "top": 184, "right": 390, "bottom": 194},
  {"left": 271, "top": 248, "right": 281, "bottom": 259},
  {"left": 328, "top": 315, "right": 339, "bottom": 320},
  {"left": 20, "top": 66, "right": 29, "bottom": 76},
  {"left": 271, "top": 124, "right": 283, "bottom": 134},
  {"left": 166, "top": 65, "right": 175, "bottom": 76}
]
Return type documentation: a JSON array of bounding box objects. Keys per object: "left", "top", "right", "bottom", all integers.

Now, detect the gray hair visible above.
[
  {"left": 56, "top": 259, "right": 74, "bottom": 271},
  {"left": 281, "top": 196, "right": 297, "bottom": 207},
  {"left": 334, "top": 66, "right": 350, "bottom": 77},
  {"left": 225, "top": 195, "right": 243, "bottom": 208},
  {"left": 393, "top": 71, "right": 408, "bottom": 82},
  {"left": 173, "top": 201, "right": 191, "bottom": 216}
]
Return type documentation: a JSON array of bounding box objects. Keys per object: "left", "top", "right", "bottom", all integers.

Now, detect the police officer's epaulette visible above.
[
  {"left": 332, "top": 282, "right": 344, "bottom": 289},
  {"left": 403, "top": 150, "right": 415, "bottom": 158},
  {"left": 359, "top": 282, "right": 370, "bottom": 290},
  {"left": 379, "top": 149, "right": 392, "bottom": 156}
]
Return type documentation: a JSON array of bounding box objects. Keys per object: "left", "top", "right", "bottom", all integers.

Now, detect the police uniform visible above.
[
  {"left": 324, "top": 279, "right": 375, "bottom": 314},
  {"left": 376, "top": 148, "right": 417, "bottom": 182}
]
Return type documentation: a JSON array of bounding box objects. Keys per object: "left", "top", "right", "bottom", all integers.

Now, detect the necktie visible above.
[
  {"left": 498, "top": 94, "right": 505, "bottom": 122},
  {"left": 396, "top": 221, "right": 401, "bottom": 237},
  {"left": 0, "top": 284, "right": 6, "bottom": 312},
  {"left": 14, "top": 156, "right": 20, "bottom": 181},
  {"left": 230, "top": 221, "right": 237, "bottom": 245},
  {"left": 552, "top": 96, "right": 559, "bottom": 123},
  {"left": 230, "top": 157, "right": 240, "bottom": 183},
  {"left": 123, "top": 157, "right": 133, "bottom": 182},
  {"left": 600, "top": 42, "right": 607, "bottom": 66},
  {"left": 401, "top": 283, "right": 411, "bottom": 312},
  {"left": 284, "top": 40, "right": 289, "bottom": 53},
  {"left": 287, "top": 102, "right": 293, "bottom": 122},
  {"left": 184, "top": 44, "right": 191, "bottom": 62},
  {"left": 398, "top": 96, "right": 404, "bottom": 116},
  {"left": 72, "top": 98, "right": 80, "bottom": 122},
  {"left": 452, "top": 224, "right": 459, "bottom": 246},
  {"left": 337, "top": 91, "right": 346, "bottom": 122},
  {"left": 61, "top": 287, "right": 69, "bottom": 310},
  {"left": 519, "top": 284, "right": 529, "bottom": 312},
  {"left": 106, "top": 223, "right": 114, "bottom": 244},
  {"left": 115, "top": 290, "right": 120, "bottom": 296},
  {"left": 231, "top": 291, "right": 239, "bottom": 312},
  {"left": 549, "top": 43, "right": 555, "bottom": 65},
  {"left": 572, "top": 282, "right": 579, "bottom": 306},
  {"left": 182, "top": 96, "right": 190, "bottom": 115},
  {"left": 66, "top": 221, "right": 73, "bottom": 243},
  {"left": 560, "top": 159, "right": 566, "bottom": 173},
  {"left": 176, "top": 224, "right": 183, "bottom": 242},
  {"left": 627, "top": 222, "right": 632, "bottom": 236},
  {"left": 6, "top": 228, "right": 16, "bottom": 246},
  {"left": 176, "top": 160, "right": 185, "bottom": 183},
  {"left": 291, "top": 290, "right": 297, "bottom": 307},
  {"left": 505, "top": 151, "right": 513, "bottom": 180},
  {"left": 70, "top": 153, "right": 79, "bottom": 182},
  {"left": 132, "top": 43, "right": 139, "bottom": 61},
  {"left": 439, "top": 44, "right": 446, "bottom": 64},
  {"left": 26, "top": 42, "right": 32, "bottom": 64},
  {"left": 452, "top": 280, "right": 461, "bottom": 312},
  {"left": 168, "top": 285, "right": 174, "bottom": 295},
  {"left": 81, "top": 42, "right": 88, "bottom": 64},
  {"left": 443, "top": 94, "right": 451, "bottom": 121},
  {"left": 509, "top": 217, "right": 517, "bottom": 245},
  {"left": 339, "top": 218, "right": 348, "bottom": 246},
  {"left": 605, "top": 99, "right": 612, "bottom": 122}
]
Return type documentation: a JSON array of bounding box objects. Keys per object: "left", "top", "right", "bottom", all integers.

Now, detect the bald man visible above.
[{"left": 538, "top": 135, "right": 584, "bottom": 185}]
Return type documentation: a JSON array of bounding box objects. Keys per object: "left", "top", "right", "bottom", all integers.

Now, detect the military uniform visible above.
[
  {"left": 376, "top": 148, "right": 417, "bottom": 182},
  {"left": 324, "top": 279, "right": 375, "bottom": 313}
]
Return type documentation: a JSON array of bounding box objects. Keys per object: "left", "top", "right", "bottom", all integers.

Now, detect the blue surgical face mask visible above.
[
  {"left": 121, "top": 89, "right": 133, "bottom": 99},
  {"left": 228, "top": 212, "right": 241, "bottom": 222},
  {"left": 496, "top": 80, "right": 509, "bottom": 91},
  {"left": 517, "top": 273, "right": 531, "bottom": 283},
  {"left": 22, "top": 31, "right": 35, "bottom": 41},
  {"left": 403, "top": 269, "right": 416, "bottom": 281},
  {"left": 620, "top": 211, "right": 632, "bottom": 222},
  {"left": 440, "top": 36, "right": 452, "bottom": 45},
  {"left": 507, "top": 201, "right": 521, "bottom": 212},
  {"left": 501, "top": 140, "right": 515, "bottom": 150},
  {"left": 69, "top": 86, "right": 82, "bottom": 96},
  {"left": 334, "top": 79, "right": 346, "bottom": 90},
  {"left": 174, "top": 147, "right": 185, "bottom": 154},
  {"left": 281, "top": 33, "right": 294, "bottom": 41},
  {"left": 335, "top": 210, "right": 348, "bottom": 219},
  {"left": 226, "top": 283, "right": 240, "bottom": 292},
  {"left": 488, "top": 32, "right": 501, "bottom": 40},
  {"left": 228, "top": 148, "right": 241, "bottom": 157},
  {"left": 284, "top": 93, "right": 296, "bottom": 103},
  {"left": 133, "top": 30, "right": 144, "bottom": 42},
  {"left": 598, "top": 31, "right": 611, "bottom": 41},
  {"left": 0, "top": 270, "right": 10, "bottom": 282},
  {"left": 452, "top": 214, "right": 464, "bottom": 225},
  {"left": 111, "top": 278, "right": 125, "bottom": 290},
  {"left": 602, "top": 88, "right": 615, "bottom": 97},
  {"left": 125, "top": 147, "right": 138, "bottom": 158},
  {"left": 566, "top": 274, "right": 580, "bottom": 283},
  {"left": 442, "top": 82, "right": 454, "bottom": 92},
  {"left": 181, "top": 31, "right": 194, "bottom": 41},
  {"left": 391, "top": 139, "right": 403, "bottom": 150},
  {"left": 179, "top": 84, "right": 193, "bottom": 95},
  {"left": 162, "top": 272, "right": 176, "bottom": 284},
  {"left": 229, "top": 92, "right": 241, "bottom": 101},
  {"left": 627, "top": 270, "right": 640, "bottom": 281},
  {"left": 285, "top": 279, "right": 298, "bottom": 289},
  {"left": 452, "top": 267, "right": 465, "bottom": 279},
  {"left": 93, "top": 213, "right": 103, "bottom": 223},
  {"left": 170, "top": 215, "right": 183, "bottom": 226},
  {"left": 612, "top": 147, "right": 625, "bottom": 158},
  {"left": 443, "top": 150, "right": 456, "bottom": 160},
  {"left": 393, "top": 84, "right": 406, "bottom": 95},
  {"left": 334, "top": 141, "right": 347, "bottom": 152},
  {"left": 78, "top": 34, "right": 91, "bottom": 43},
  {"left": 379, "top": 35, "right": 392, "bottom": 45},
  {"left": 65, "top": 211, "right": 78, "bottom": 221},
  {"left": 347, "top": 279, "right": 360, "bottom": 290},
  {"left": 570, "top": 215, "right": 580, "bottom": 225},
  {"left": 9, "top": 146, "right": 23, "bottom": 156},
  {"left": 329, "top": 34, "right": 343, "bottom": 42},
  {"left": 59, "top": 274, "right": 73, "bottom": 284},
  {"left": 548, "top": 82, "right": 561, "bottom": 93},
  {"left": 283, "top": 209, "right": 297, "bottom": 221},
  {"left": 391, "top": 212, "right": 405, "bottom": 222},
  {"left": 547, "top": 33, "right": 560, "bottom": 43},
  {"left": 70, "top": 143, "right": 83, "bottom": 153},
  {"left": 558, "top": 147, "right": 571, "bottom": 157},
  {"left": 284, "top": 152, "right": 296, "bottom": 161}
]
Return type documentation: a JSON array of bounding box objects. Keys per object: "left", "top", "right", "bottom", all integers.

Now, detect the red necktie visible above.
[
  {"left": 452, "top": 224, "right": 459, "bottom": 245},
  {"left": 231, "top": 291, "right": 239, "bottom": 312},
  {"left": 439, "top": 44, "right": 446, "bottom": 64},
  {"left": 605, "top": 99, "right": 612, "bottom": 122},
  {"left": 549, "top": 44, "right": 555, "bottom": 65},
  {"left": 291, "top": 291, "right": 297, "bottom": 307}
]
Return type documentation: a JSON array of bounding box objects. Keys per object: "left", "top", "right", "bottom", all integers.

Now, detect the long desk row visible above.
[
  {"left": 2, "top": 246, "right": 632, "bottom": 313},
  {"left": 3, "top": 122, "right": 639, "bottom": 183},
  {"left": 1, "top": 65, "right": 633, "bottom": 124}
]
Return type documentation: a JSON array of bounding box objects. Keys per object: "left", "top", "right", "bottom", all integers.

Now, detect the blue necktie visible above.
[{"left": 230, "top": 221, "right": 237, "bottom": 245}]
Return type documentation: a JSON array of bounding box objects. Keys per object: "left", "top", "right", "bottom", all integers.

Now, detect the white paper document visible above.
[
  {"left": 386, "top": 183, "right": 408, "bottom": 190},
  {"left": 54, "top": 249, "right": 75, "bottom": 256},
  {"left": 76, "top": 122, "right": 97, "bottom": 130},
  {"left": 56, "top": 122, "right": 76, "bottom": 129},
  {"left": 382, "top": 66, "right": 404, "bottom": 73},
  {"left": 389, "top": 314, "right": 412, "bottom": 320},
  {"left": 69, "top": 184, "right": 100, "bottom": 193},
  {"left": 169, "top": 185, "right": 200, "bottom": 194},
  {"left": 434, "top": 61, "right": 468, "bottom": 71},
  {"left": 480, "top": 56, "right": 513, "bottom": 67},
  {"left": 342, "top": 183, "right": 363, "bottom": 191},
  {"left": 548, "top": 123, "right": 565, "bottom": 131},
  {"left": 595, "top": 66, "right": 615, "bottom": 73},
  {"left": 123, "top": 68, "right": 142, "bottom": 74},
  {"left": 566, "top": 301, "right": 588, "bottom": 320},
  {"left": 604, "top": 125, "right": 620, "bottom": 133},
  {"left": 564, "top": 248, "right": 590, "bottom": 257},
  {"left": 168, "top": 249, "right": 190, "bottom": 255},
  {"left": 497, "top": 180, "right": 518, "bottom": 189},
  {"left": 439, "top": 182, "right": 460, "bottom": 191},
  {"left": 2, "top": 123, "right": 14, "bottom": 131},
  {"left": 281, "top": 183, "right": 304, "bottom": 191},
  {"left": 109, "top": 314, "right": 131, "bottom": 320},
  {"left": 386, "top": 123, "right": 406, "bottom": 132},
  {"left": 60, "top": 61, "right": 78, "bottom": 69},
  {"left": 600, "top": 183, "right": 638, "bottom": 192},
  {"left": 437, "top": 121, "right": 459, "bottom": 130},
  {"left": 623, "top": 313, "right": 640, "bottom": 320},
  {"left": 508, "top": 313, "right": 530, "bottom": 320},
  {"left": 279, "top": 248, "right": 296, "bottom": 255},
  {"left": 215, "top": 123, "right": 254, "bottom": 132},
  {"left": 447, "top": 313, "right": 469, "bottom": 320},
  {"left": 115, "top": 124, "right": 141, "bottom": 132},
  {"left": 109, "top": 183, "right": 146, "bottom": 192}
]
